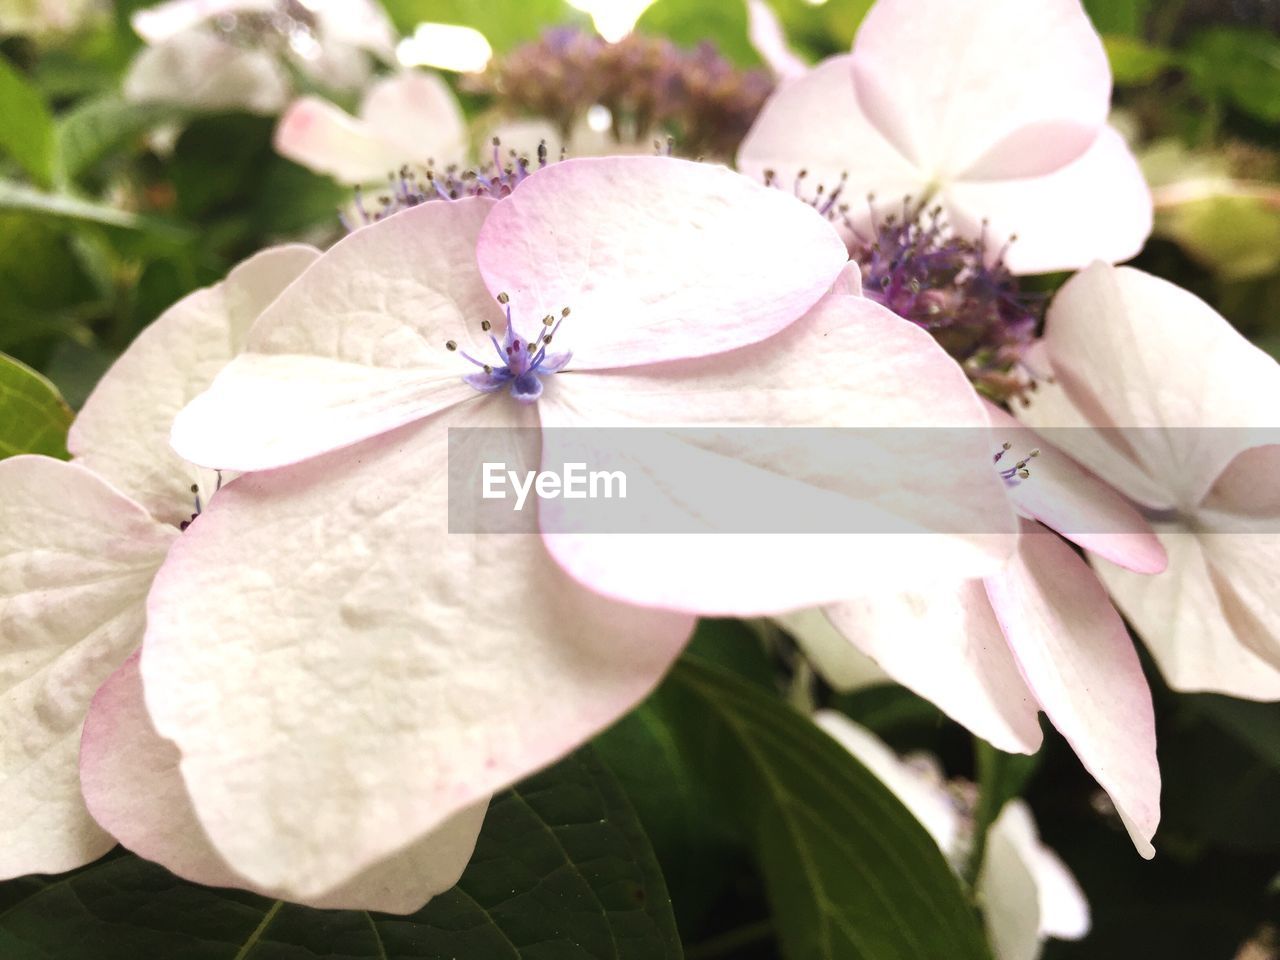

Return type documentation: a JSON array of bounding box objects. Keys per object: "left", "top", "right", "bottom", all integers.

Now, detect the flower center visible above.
[
  {"left": 179, "top": 470, "right": 224, "bottom": 531},
  {"left": 446, "top": 292, "right": 573, "bottom": 403},
  {"left": 993, "top": 441, "right": 1039, "bottom": 487}
]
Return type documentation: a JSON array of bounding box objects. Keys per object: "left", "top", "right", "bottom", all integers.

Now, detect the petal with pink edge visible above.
[
  {"left": 851, "top": 0, "right": 1109, "bottom": 178},
  {"left": 70, "top": 245, "right": 318, "bottom": 527},
  {"left": 736, "top": 55, "right": 922, "bottom": 236},
  {"left": 81, "top": 653, "right": 487, "bottom": 913},
  {"left": 475, "top": 156, "right": 849, "bottom": 369},
  {"left": 824, "top": 580, "right": 1043, "bottom": 755},
  {"left": 986, "top": 522, "right": 1160, "bottom": 857},
  {"left": 943, "top": 128, "right": 1151, "bottom": 275},
  {"left": 983, "top": 401, "right": 1165, "bottom": 573},
  {"left": 143, "top": 399, "right": 694, "bottom": 899},
  {"left": 1093, "top": 531, "right": 1280, "bottom": 700},
  {"left": 171, "top": 198, "right": 500, "bottom": 471},
  {"left": 275, "top": 73, "right": 466, "bottom": 185},
  {"left": 1033, "top": 262, "right": 1280, "bottom": 501},
  {"left": 536, "top": 294, "right": 1018, "bottom": 614},
  {"left": 0, "top": 457, "right": 175, "bottom": 880}
]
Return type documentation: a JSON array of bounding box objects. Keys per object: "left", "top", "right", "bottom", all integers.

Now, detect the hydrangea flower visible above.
[
  {"left": 737, "top": 0, "right": 1153, "bottom": 274},
  {"left": 125, "top": 0, "right": 395, "bottom": 114},
  {"left": 783, "top": 399, "right": 1165, "bottom": 857},
  {"left": 274, "top": 70, "right": 468, "bottom": 184},
  {"left": 818, "top": 712, "right": 1090, "bottom": 960},
  {"left": 121, "top": 155, "right": 1019, "bottom": 902},
  {"left": 0, "top": 245, "right": 484, "bottom": 910},
  {"left": 1017, "top": 262, "right": 1280, "bottom": 700}
]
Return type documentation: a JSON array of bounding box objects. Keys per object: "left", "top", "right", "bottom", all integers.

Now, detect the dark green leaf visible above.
[
  {"left": 1082, "top": 0, "right": 1151, "bottom": 36},
  {"left": 57, "top": 96, "right": 187, "bottom": 180},
  {"left": 0, "top": 747, "right": 681, "bottom": 959},
  {"left": 638, "top": 656, "right": 991, "bottom": 960},
  {"left": 0, "top": 352, "right": 73, "bottom": 459},
  {"left": 1103, "top": 34, "right": 1175, "bottom": 85},
  {"left": 0, "top": 56, "right": 57, "bottom": 187},
  {"left": 381, "top": 0, "right": 583, "bottom": 52},
  {"left": 1186, "top": 27, "right": 1280, "bottom": 123},
  {"left": 636, "top": 0, "right": 761, "bottom": 67}
]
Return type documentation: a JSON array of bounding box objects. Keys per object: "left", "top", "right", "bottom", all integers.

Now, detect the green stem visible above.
[{"left": 965, "top": 737, "right": 1002, "bottom": 888}]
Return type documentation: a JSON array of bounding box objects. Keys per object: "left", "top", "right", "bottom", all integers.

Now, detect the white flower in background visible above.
[
  {"left": 0, "top": 0, "right": 105, "bottom": 36},
  {"left": 818, "top": 712, "right": 1090, "bottom": 960},
  {"left": 124, "top": 0, "right": 396, "bottom": 114}
]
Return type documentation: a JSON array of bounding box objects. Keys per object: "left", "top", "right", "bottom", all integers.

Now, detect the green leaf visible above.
[
  {"left": 0, "top": 179, "right": 191, "bottom": 241},
  {"left": 381, "top": 0, "right": 583, "bottom": 53},
  {"left": 966, "top": 739, "right": 1040, "bottom": 884},
  {"left": 57, "top": 95, "right": 186, "bottom": 180},
  {"left": 1082, "top": 0, "right": 1151, "bottom": 36},
  {"left": 1103, "top": 34, "right": 1175, "bottom": 85},
  {"left": 1186, "top": 27, "right": 1280, "bottom": 123},
  {"left": 0, "top": 56, "right": 57, "bottom": 187},
  {"left": 0, "top": 747, "right": 682, "bottom": 959},
  {"left": 641, "top": 656, "right": 991, "bottom": 960},
  {"left": 0, "top": 352, "right": 73, "bottom": 459},
  {"left": 636, "top": 0, "right": 761, "bottom": 67}
]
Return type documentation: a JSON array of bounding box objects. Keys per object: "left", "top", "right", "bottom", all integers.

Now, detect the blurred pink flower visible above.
[{"left": 737, "top": 0, "right": 1153, "bottom": 274}]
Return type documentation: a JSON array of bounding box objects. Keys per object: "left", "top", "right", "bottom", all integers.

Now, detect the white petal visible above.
[
  {"left": 736, "top": 55, "right": 923, "bottom": 235},
  {"left": 81, "top": 653, "right": 486, "bottom": 913},
  {"left": 986, "top": 524, "right": 1160, "bottom": 857},
  {"left": 775, "top": 608, "right": 890, "bottom": 691},
  {"left": 535, "top": 294, "right": 1018, "bottom": 614},
  {"left": 0, "top": 457, "right": 174, "bottom": 879},
  {"left": 475, "top": 156, "right": 850, "bottom": 369},
  {"left": 814, "top": 711, "right": 961, "bottom": 855},
  {"left": 978, "top": 801, "right": 1047, "bottom": 960},
  {"left": 124, "top": 31, "right": 289, "bottom": 114},
  {"left": 172, "top": 198, "right": 500, "bottom": 470},
  {"left": 944, "top": 127, "right": 1152, "bottom": 275},
  {"left": 851, "top": 0, "right": 1109, "bottom": 179},
  {"left": 1093, "top": 530, "right": 1280, "bottom": 700},
  {"left": 143, "top": 399, "right": 694, "bottom": 899},
  {"left": 131, "top": 0, "right": 274, "bottom": 43},
  {"left": 825, "top": 580, "right": 1043, "bottom": 755},
  {"left": 70, "top": 245, "right": 318, "bottom": 527}
]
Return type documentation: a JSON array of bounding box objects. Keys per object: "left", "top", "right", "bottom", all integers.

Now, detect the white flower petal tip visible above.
[{"left": 81, "top": 652, "right": 487, "bottom": 913}]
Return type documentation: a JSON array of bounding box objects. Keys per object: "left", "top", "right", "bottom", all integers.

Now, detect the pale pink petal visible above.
[
  {"left": 1029, "top": 843, "right": 1090, "bottom": 941},
  {"left": 0, "top": 457, "right": 175, "bottom": 879},
  {"left": 143, "top": 399, "right": 693, "bottom": 899},
  {"left": 977, "top": 801, "right": 1051, "bottom": 960},
  {"left": 81, "top": 653, "right": 487, "bottom": 913},
  {"left": 123, "top": 31, "right": 289, "bottom": 114},
  {"left": 131, "top": 0, "right": 273, "bottom": 42},
  {"left": 359, "top": 71, "right": 466, "bottom": 162},
  {"left": 70, "top": 245, "right": 318, "bottom": 527},
  {"left": 171, "top": 198, "right": 500, "bottom": 471},
  {"left": 1014, "top": 350, "right": 1177, "bottom": 511},
  {"left": 274, "top": 97, "right": 416, "bottom": 184},
  {"left": 986, "top": 523, "right": 1160, "bottom": 857},
  {"left": 943, "top": 128, "right": 1152, "bottom": 275},
  {"left": 275, "top": 73, "right": 466, "bottom": 184},
  {"left": 851, "top": 0, "right": 1109, "bottom": 179},
  {"left": 736, "top": 55, "right": 923, "bottom": 234},
  {"left": 746, "top": 0, "right": 808, "bottom": 81},
  {"left": 775, "top": 609, "right": 890, "bottom": 691},
  {"left": 1094, "top": 531, "right": 1280, "bottom": 700},
  {"left": 983, "top": 401, "right": 1165, "bottom": 573},
  {"left": 475, "top": 157, "right": 849, "bottom": 369},
  {"left": 825, "top": 581, "right": 1043, "bottom": 755},
  {"left": 1032, "top": 263, "right": 1280, "bottom": 502},
  {"left": 814, "top": 712, "right": 961, "bottom": 855},
  {"left": 831, "top": 261, "right": 862, "bottom": 296},
  {"left": 536, "top": 294, "right": 1018, "bottom": 614}
]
